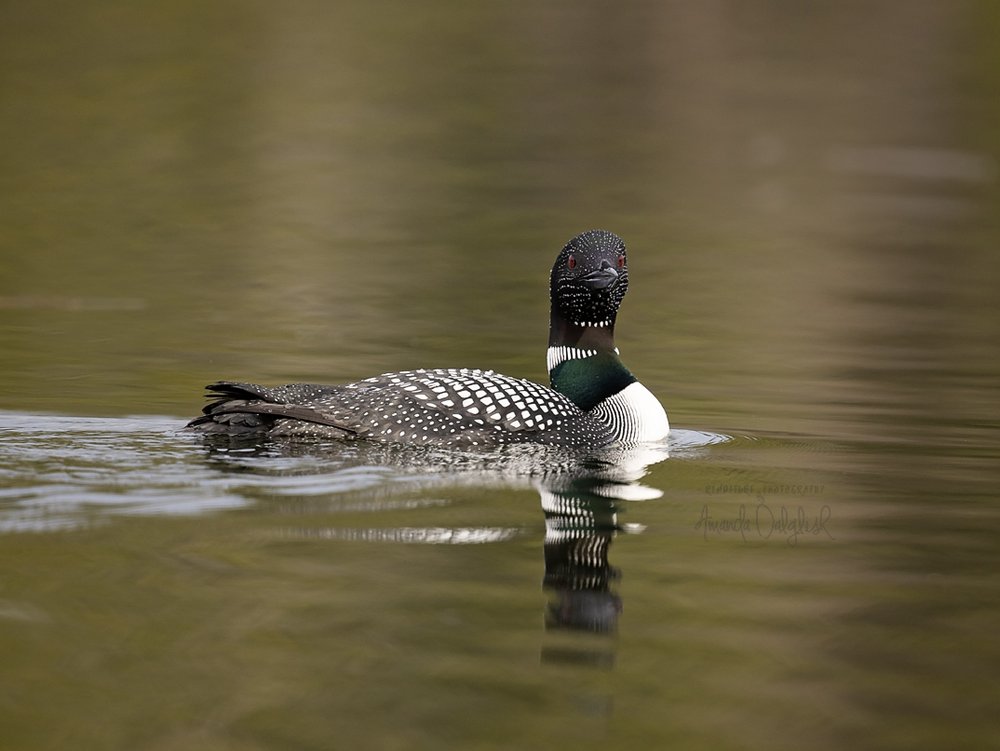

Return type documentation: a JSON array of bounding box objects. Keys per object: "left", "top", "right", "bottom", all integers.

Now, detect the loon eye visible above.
[
  {"left": 617, "top": 254, "right": 625, "bottom": 269},
  {"left": 567, "top": 255, "right": 576, "bottom": 270}
]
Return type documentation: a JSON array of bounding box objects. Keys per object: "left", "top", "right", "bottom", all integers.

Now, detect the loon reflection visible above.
[
  {"left": 198, "top": 435, "right": 678, "bottom": 644},
  {"left": 541, "top": 477, "right": 625, "bottom": 634},
  {"left": 531, "top": 444, "right": 668, "bottom": 671}
]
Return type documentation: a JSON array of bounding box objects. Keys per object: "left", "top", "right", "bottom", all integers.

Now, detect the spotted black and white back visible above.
[{"left": 213, "top": 369, "right": 618, "bottom": 448}]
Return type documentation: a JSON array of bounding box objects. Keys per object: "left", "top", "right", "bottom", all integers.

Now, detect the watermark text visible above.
[{"left": 694, "top": 497, "right": 833, "bottom": 545}]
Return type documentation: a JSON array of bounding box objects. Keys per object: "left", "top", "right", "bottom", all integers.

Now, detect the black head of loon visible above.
[
  {"left": 187, "top": 230, "right": 669, "bottom": 448},
  {"left": 550, "top": 229, "right": 628, "bottom": 333}
]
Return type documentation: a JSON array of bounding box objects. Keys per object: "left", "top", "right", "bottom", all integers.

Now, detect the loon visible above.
[{"left": 187, "top": 230, "right": 669, "bottom": 448}]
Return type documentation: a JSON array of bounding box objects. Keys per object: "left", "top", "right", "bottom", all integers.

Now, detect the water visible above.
[{"left": 2, "top": 2, "right": 1000, "bottom": 749}]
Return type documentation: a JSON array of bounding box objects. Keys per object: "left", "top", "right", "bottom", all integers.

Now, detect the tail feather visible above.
[
  {"left": 209, "top": 382, "right": 259, "bottom": 395},
  {"left": 186, "top": 380, "right": 359, "bottom": 436},
  {"left": 200, "top": 381, "right": 279, "bottom": 411}
]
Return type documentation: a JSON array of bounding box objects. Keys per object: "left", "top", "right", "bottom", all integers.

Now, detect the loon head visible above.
[
  {"left": 549, "top": 229, "right": 629, "bottom": 349},
  {"left": 550, "top": 229, "right": 628, "bottom": 329}
]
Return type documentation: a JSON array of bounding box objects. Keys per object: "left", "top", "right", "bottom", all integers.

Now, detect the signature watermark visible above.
[
  {"left": 704, "top": 484, "right": 825, "bottom": 496},
  {"left": 694, "top": 496, "right": 834, "bottom": 545}
]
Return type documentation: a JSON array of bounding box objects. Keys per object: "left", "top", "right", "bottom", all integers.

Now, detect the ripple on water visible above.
[{"left": 0, "top": 411, "right": 733, "bottom": 533}]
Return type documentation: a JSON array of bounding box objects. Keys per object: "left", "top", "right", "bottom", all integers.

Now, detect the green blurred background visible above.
[{"left": 2, "top": 0, "right": 997, "bottom": 437}]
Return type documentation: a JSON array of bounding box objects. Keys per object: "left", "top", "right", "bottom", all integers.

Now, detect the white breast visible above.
[{"left": 592, "top": 382, "right": 670, "bottom": 443}]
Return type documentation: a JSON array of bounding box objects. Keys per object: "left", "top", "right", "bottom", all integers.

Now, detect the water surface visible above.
[{"left": 2, "top": 2, "right": 1000, "bottom": 750}]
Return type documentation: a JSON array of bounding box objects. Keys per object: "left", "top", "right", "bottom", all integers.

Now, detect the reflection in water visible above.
[
  {"left": 226, "top": 437, "right": 675, "bottom": 665},
  {"left": 201, "top": 430, "right": 677, "bottom": 655},
  {"left": 0, "top": 415, "right": 711, "bottom": 718},
  {"left": 541, "top": 481, "right": 623, "bottom": 635},
  {"left": 539, "top": 444, "right": 669, "bottom": 629},
  {"left": 289, "top": 526, "right": 520, "bottom": 544},
  {"left": 536, "top": 445, "right": 668, "bottom": 671},
  {"left": 198, "top": 431, "right": 678, "bottom": 668},
  {"left": 236, "top": 440, "right": 673, "bottom": 649}
]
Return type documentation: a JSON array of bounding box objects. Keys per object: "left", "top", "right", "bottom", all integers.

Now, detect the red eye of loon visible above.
[
  {"left": 617, "top": 254, "right": 625, "bottom": 269},
  {"left": 567, "top": 255, "right": 576, "bottom": 269}
]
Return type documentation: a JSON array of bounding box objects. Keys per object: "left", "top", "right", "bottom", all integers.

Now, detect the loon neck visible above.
[
  {"left": 548, "top": 309, "right": 618, "bottom": 351},
  {"left": 547, "top": 310, "right": 635, "bottom": 412}
]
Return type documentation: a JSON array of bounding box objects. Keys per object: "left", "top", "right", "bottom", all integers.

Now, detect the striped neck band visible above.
[{"left": 547, "top": 345, "right": 620, "bottom": 373}]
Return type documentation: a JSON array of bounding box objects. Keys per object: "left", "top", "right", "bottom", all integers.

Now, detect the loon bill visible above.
[{"left": 187, "top": 230, "right": 669, "bottom": 448}]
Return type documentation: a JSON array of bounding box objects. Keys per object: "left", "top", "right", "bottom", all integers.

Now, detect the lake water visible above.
[{"left": 2, "top": 2, "right": 999, "bottom": 750}]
